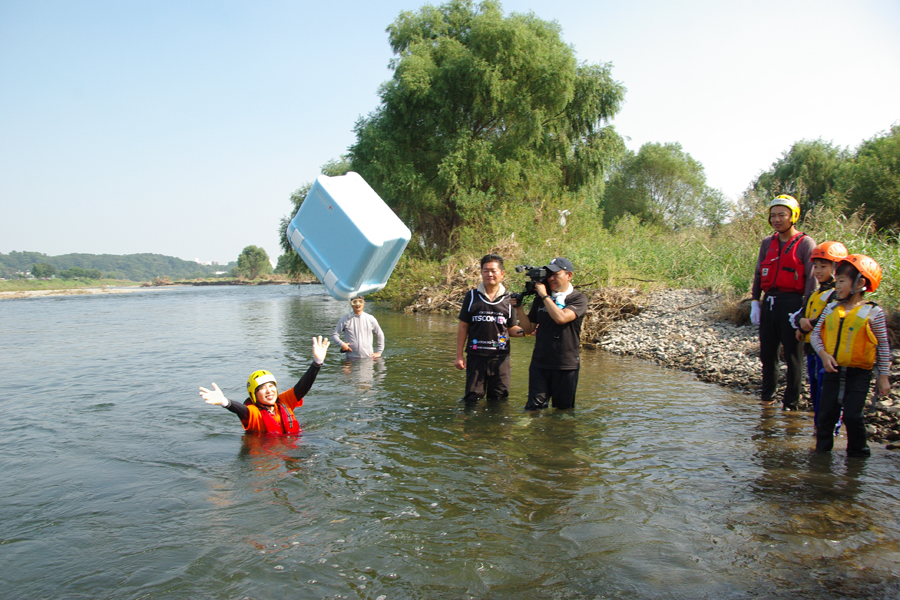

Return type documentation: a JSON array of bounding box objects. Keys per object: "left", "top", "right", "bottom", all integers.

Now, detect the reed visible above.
[{"left": 378, "top": 200, "right": 900, "bottom": 313}]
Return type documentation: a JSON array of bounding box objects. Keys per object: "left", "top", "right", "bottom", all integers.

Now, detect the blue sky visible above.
[{"left": 1, "top": 0, "right": 898, "bottom": 264}]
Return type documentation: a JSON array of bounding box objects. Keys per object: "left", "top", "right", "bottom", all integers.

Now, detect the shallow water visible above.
[{"left": 1, "top": 284, "right": 898, "bottom": 599}]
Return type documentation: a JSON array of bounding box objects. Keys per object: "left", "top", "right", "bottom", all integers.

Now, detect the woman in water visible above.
[{"left": 200, "top": 336, "right": 329, "bottom": 435}]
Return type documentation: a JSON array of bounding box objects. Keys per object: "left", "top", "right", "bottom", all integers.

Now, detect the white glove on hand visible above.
[
  {"left": 750, "top": 300, "right": 761, "bottom": 325},
  {"left": 200, "top": 383, "right": 229, "bottom": 406},
  {"left": 312, "top": 335, "right": 330, "bottom": 365},
  {"left": 787, "top": 308, "right": 802, "bottom": 329}
]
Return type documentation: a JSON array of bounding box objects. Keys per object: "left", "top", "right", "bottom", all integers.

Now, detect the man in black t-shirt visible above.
[
  {"left": 456, "top": 254, "right": 524, "bottom": 403},
  {"left": 515, "top": 257, "right": 588, "bottom": 410}
]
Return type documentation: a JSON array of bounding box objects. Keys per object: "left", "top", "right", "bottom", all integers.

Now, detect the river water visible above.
[{"left": 1, "top": 284, "right": 899, "bottom": 599}]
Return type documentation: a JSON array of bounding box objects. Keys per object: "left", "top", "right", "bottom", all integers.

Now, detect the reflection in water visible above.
[
  {"left": 340, "top": 357, "right": 388, "bottom": 393},
  {"left": 238, "top": 434, "right": 308, "bottom": 476},
  {"left": 0, "top": 285, "right": 898, "bottom": 600},
  {"left": 730, "top": 412, "right": 899, "bottom": 597}
]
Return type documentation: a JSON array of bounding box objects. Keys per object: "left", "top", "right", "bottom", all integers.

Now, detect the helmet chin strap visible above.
[{"left": 839, "top": 273, "right": 866, "bottom": 301}]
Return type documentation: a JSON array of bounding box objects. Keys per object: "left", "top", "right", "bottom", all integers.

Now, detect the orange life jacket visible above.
[{"left": 242, "top": 388, "right": 303, "bottom": 435}]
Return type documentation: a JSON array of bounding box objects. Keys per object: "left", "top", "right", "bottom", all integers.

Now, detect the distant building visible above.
[{"left": 194, "top": 258, "right": 213, "bottom": 266}]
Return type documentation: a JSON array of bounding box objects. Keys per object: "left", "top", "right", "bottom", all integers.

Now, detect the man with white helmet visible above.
[{"left": 750, "top": 195, "right": 817, "bottom": 410}]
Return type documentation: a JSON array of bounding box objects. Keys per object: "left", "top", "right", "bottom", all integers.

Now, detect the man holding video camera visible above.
[{"left": 515, "top": 257, "right": 588, "bottom": 410}]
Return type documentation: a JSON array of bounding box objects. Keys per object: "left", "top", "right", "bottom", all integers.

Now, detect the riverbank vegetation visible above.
[
  {"left": 377, "top": 202, "right": 900, "bottom": 314},
  {"left": 0, "top": 251, "right": 236, "bottom": 281},
  {"left": 0, "top": 278, "right": 139, "bottom": 293},
  {"left": 231, "top": 245, "right": 273, "bottom": 280},
  {"left": 276, "top": 1, "right": 899, "bottom": 330},
  {"left": 0, "top": 273, "right": 317, "bottom": 294}
]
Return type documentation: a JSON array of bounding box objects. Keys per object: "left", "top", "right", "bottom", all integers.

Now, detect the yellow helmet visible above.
[
  {"left": 769, "top": 194, "right": 800, "bottom": 224},
  {"left": 246, "top": 370, "right": 277, "bottom": 402}
]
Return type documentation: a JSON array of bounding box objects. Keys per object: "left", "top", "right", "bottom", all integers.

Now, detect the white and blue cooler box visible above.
[{"left": 286, "top": 172, "right": 411, "bottom": 300}]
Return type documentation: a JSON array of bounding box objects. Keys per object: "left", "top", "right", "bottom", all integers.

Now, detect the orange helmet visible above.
[
  {"left": 841, "top": 254, "right": 882, "bottom": 292},
  {"left": 811, "top": 241, "right": 849, "bottom": 263}
]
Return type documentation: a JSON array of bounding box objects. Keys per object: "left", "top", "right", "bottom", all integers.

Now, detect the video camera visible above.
[{"left": 511, "top": 264, "right": 548, "bottom": 304}]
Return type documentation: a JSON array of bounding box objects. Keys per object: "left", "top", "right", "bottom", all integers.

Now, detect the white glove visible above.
[
  {"left": 200, "top": 383, "right": 229, "bottom": 406},
  {"left": 750, "top": 300, "right": 761, "bottom": 325},
  {"left": 788, "top": 308, "right": 802, "bottom": 329},
  {"left": 312, "top": 335, "right": 330, "bottom": 365}
]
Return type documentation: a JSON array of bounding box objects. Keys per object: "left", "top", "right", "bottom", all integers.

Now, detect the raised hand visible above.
[
  {"left": 312, "top": 335, "right": 330, "bottom": 364},
  {"left": 200, "top": 383, "right": 228, "bottom": 406}
]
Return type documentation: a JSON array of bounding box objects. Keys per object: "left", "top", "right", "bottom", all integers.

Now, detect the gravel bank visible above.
[
  {"left": 0, "top": 287, "right": 142, "bottom": 300},
  {"left": 597, "top": 288, "right": 900, "bottom": 447}
]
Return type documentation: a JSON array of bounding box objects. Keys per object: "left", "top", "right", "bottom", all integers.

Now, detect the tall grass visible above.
[{"left": 378, "top": 198, "right": 900, "bottom": 312}]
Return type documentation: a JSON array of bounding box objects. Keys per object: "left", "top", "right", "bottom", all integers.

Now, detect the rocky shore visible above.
[{"left": 597, "top": 289, "right": 900, "bottom": 448}]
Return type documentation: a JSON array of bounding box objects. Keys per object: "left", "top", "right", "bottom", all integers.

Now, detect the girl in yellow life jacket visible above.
[{"left": 810, "top": 255, "right": 891, "bottom": 457}]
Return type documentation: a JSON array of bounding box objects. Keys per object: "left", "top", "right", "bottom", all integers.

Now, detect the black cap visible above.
[{"left": 545, "top": 257, "right": 574, "bottom": 272}]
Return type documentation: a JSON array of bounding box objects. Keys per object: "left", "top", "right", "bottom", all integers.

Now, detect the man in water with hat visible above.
[{"left": 515, "top": 257, "right": 588, "bottom": 410}]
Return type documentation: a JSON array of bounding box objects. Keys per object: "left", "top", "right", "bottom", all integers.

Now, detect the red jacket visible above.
[
  {"left": 241, "top": 388, "right": 302, "bottom": 435},
  {"left": 224, "top": 363, "right": 320, "bottom": 435},
  {"left": 759, "top": 232, "right": 807, "bottom": 294}
]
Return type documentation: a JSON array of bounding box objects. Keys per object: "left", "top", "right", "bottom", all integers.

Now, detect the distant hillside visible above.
[{"left": 0, "top": 251, "right": 237, "bottom": 281}]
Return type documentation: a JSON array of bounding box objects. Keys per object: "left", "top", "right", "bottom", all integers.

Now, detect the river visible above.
[{"left": 1, "top": 284, "right": 898, "bottom": 599}]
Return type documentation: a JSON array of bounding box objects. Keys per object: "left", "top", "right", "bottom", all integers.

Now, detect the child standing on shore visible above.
[
  {"left": 811, "top": 255, "right": 891, "bottom": 457},
  {"left": 792, "top": 241, "right": 848, "bottom": 432}
]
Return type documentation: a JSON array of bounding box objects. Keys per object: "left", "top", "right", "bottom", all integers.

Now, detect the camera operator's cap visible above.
[{"left": 545, "top": 257, "right": 575, "bottom": 273}]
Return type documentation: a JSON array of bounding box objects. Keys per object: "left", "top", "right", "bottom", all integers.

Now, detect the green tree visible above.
[
  {"left": 349, "top": 0, "right": 625, "bottom": 249},
  {"left": 278, "top": 157, "right": 352, "bottom": 280},
  {"left": 273, "top": 253, "right": 295, "bottom": 275},
  {"left": 59, "top": 267, "right": 86, "bottom": 279},
  {"left": 842, "top": 124, "right": 900, "bottom": 230},
  {"left": 700, "top": 188, "right": 731, "bottom": 229},
  {"left": 751, "top": 139, "right": 850, "bottom": 214},
  {"left": 232, "top": 246, "right": 273, "bottom": 279},
  {"left": 601, "top": 142, "right": 727, "bottom": 228},
  {"left": 1, "top": 251, "right": 232, "bottom": 281},
  {"left": 31, "top": 262, "right": 56, "bottom": 278}
]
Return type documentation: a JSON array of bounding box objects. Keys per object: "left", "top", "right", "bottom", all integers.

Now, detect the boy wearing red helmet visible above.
[
  {"left": 790, "top": 241, "right": 848, "bottom": 430},
  {"left": 199, "top": 336, "right": 330, "bottom": 435},
  {"left": 811, "top": 256, "right": 891, "bottom": 456}
]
